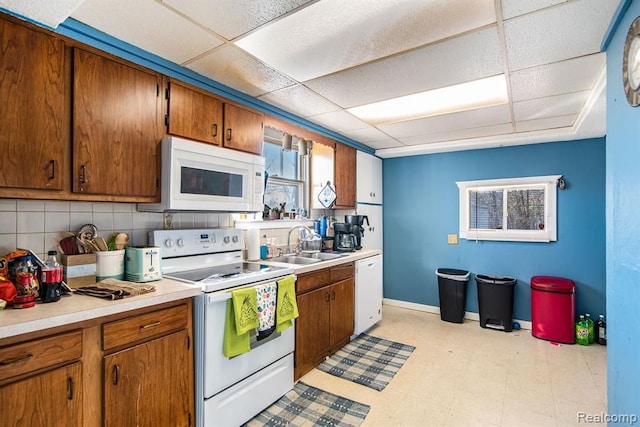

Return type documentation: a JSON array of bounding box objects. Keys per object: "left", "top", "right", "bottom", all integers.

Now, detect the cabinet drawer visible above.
[
  {"left": 103, "top": 304, "right": 188, "bottom": 351},
  {"left": 0, "top": 330, "right": 82, "bottom": 381},
  {"left": 296, "top": 268, "right": 331, "bottom": 294},
  {"left": 330, "top": 263, "right": 354, "bottom": 283}
]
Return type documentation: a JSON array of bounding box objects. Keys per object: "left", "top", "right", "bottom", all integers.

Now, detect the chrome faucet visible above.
[{"left": 286, "top": 225, "right": 314, "bottom": 255}]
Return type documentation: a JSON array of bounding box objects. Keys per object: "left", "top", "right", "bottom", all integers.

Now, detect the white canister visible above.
[
  {"left": 96, "top": 249, "right": 125, "bottom": 281},
  {"left": 247, "top": 228, "right": 260, "bottom": 261}
]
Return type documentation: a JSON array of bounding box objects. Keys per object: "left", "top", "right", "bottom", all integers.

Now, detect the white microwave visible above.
[{"left": 138, "top": 136, "right": 265, "bottom": 213}]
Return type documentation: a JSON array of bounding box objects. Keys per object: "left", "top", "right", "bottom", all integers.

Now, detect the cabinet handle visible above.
[
  {"left": 331, "top": 290, "right": 336, "bottom": 300},
  {"left": 325, "top": 291, "right": 330, "bottom": 302},
  {"left": 49, "top": 160, "right": 56, "bottom": 180},
  {"left": 80, "top": 165, "right": 87, "bottom": 185},
  {"left": 0, "top": 353, "right": 33, "bottom": 365},
  {"left": 226, "top": 128, "right": 232, "bottom": 141},
  {"left": 112, "top": 364, "right": 120, "bottom": 385},
  {"left": 67, "top": 377, "right": 74, "bottom": 400},
  {"left": 212, "top": 123, "right": 218, "bottom": 137},
  {"left": 140, "top": 321, "right": 161, "bottom": 329},
  {"left": 370, "top": 192, "right": 375, "bottom": 197}
]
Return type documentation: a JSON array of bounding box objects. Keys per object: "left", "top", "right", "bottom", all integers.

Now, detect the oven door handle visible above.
[{"left": 207, "top": 292, "right": 232, "bottom": 304}]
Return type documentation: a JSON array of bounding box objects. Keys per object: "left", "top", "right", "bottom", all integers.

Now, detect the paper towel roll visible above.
[{"left": 247, "top": 228, "right": 260, "bottom": 261}]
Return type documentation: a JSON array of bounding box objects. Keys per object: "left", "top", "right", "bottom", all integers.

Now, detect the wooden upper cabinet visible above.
[
  {"left": 223, "top": 103, "right": 263, "bottom": 155},
  {"left": 166, "top": 80, "right": 223, "bottom": 145},
  {"left": 0, "top": 19, "right": 65, "bottom": 191},
  {"left": 72, "top": 48, "right": 161, "bottom": 198},
  {"left": 333, "top": 143, "right": 356, "bottom": 209}
]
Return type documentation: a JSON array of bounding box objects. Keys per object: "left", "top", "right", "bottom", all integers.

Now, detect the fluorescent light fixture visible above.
[{"left": 348, "top": 75, "right": 509, "bottom": 125}]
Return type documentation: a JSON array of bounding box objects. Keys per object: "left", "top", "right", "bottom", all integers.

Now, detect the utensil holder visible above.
[{"left": 96, "top": 250, "right": 125, "bottom": 281}]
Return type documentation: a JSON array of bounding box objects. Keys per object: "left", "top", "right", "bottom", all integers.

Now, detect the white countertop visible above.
[{"left": 0, "top": 278, "right": 201, "bottom": 340}]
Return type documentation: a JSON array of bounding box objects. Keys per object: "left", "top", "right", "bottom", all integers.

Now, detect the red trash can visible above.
[{"left": 531, "top": 276, "right": 575, "bottom": 344}]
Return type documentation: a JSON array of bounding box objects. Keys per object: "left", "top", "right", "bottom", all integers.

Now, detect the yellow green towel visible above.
[
  {"left": 276, "top": 275, "right": 299, "bottom": 332},
  {"left": 223, "top": 299, "right": 249, "bottom": 357},
  {"left": 223, "top": 287, "right": 259, "bottom": 358},
  {"left": 232, "top": 287, "right": 259, "bottom": 335}
]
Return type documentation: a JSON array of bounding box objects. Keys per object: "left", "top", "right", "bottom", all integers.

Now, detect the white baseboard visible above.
[{"left": 382, "top": 298, "right": 532, "bottom": 330}]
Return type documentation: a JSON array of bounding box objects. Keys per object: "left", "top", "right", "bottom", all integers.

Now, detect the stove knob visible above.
[
  {"left": 164, "top": 239, "right": 173, "bottom": 248},
  {"left": 232, "top": 235, "right": 239, "bottom": 243},
  {"left": 177, "top": 238, "right": 184, "bottom": 247},
  {"left": 223, "top": 236, "right": 230, "bottom": 244}
]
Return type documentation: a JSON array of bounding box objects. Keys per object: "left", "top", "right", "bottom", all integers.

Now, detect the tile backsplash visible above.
[{"left": 0, "top": 199, "right": 232, "bottom": 259}]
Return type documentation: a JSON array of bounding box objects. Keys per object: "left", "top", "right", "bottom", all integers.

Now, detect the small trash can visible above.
[
  {"left": 436, "top": 268, "right": 470, "bottom": 323},
  {"left": 475, "top": 274, "right": 517, "bottom": 332},
  {"left": 531, "top": 276, "right": 575, "bottom": 344}
]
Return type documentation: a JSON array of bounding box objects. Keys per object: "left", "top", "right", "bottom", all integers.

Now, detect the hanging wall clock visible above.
[{"left": 623, "top": 16, "right": 640, "bottom": 106}]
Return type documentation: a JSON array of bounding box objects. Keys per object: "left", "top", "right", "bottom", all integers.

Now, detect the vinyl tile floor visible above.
[{"left": 299, "top": 304, "right": 607, "bottom": 427}]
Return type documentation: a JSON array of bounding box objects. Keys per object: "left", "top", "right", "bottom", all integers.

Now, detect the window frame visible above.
[{"left": 456, "top": 175, "right": 561, "bottom": 242}]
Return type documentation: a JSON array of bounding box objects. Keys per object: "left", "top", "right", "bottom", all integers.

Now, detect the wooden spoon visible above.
[
  {"left": 114, "top": 233, "right": 129, "bottom": 250},
  {"left": 94, "top": 236, "right": 108, "bottom": 251}
]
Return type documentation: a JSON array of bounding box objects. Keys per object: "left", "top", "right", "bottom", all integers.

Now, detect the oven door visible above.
[{"left": 196, "top": 278, "right": 295, "bottom": 399}]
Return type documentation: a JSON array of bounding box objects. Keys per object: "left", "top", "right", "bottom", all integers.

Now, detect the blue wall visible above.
[
  {"left": 383, "top": 138, "right": 606, "bottom": 321},
  {"left": 604, "top": 0, "right": 640, "bottom": 417}
]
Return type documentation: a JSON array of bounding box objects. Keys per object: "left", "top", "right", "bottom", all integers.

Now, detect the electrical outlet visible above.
[{"left": 447, "top": 234, "right": 458, "bottom": 245}]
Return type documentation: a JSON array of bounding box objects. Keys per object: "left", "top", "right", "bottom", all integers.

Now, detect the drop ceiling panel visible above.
[
  {"left": 501, "top": 0, "right": 567, "bottom": 20},
  {"left": 258, "top": 85, "right": 340, "bottom": 118},
  {"left": 161, "top": 0, "right": 313, "bottom": 40},
  {"left": 504, "top": 0, "right": 618, "bottom": 72},
  {"left": 307, "top": 110, "right": 370, "bottom": 133},
  {"left": 367, "top": 139, "right": 404, "bottom": 150},
  {"left": 186, "top": 45, "right": 297, "bottom": 97},
  {"left": 306, "top": 27, "right": 504, "bottom": 109},
  {"left": 509, "top": 53, "right": 605, "bottom": 102},
  {"left": 515, "top": 115, "right": 577, "bottom": 133},
  {"left": 71, "top": 0, "right": 223, "bottom": 64},
  {"left": 340, "top": 127, "right": 393, "bottom": 143},
  {"left": 513, "top": 91, "right": 590, "bottom": 122},
  {"left": 236, "top": 0, "right": 497, "bottom": 82},
  {"left": 379, "top": 104, "right": 511, "bottom": 139},
  {"left": 0, "top": 0, "right": 84, "bottom": 28},
  {"left": 399, "top": 123, "right": 514, "bottom": 146}
]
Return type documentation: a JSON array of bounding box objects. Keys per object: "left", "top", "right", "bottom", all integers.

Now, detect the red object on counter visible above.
[
  {"left": 531, "top": 276, "right": 576, "bottom": 344},
  {"left": 12, "top": 294, "right": 36, "bottom": 309},
  {"left": 0, "top": 275, "right": 17, "bottom": 303}
]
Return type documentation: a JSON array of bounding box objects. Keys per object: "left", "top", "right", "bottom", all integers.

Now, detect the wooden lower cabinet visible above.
[
  {"left": 0, "top": 362, "right": 82, "bottom": 427},
  {"left": 295, "top": 263, "right": 355, "bottom": 380},
  {"left": 104, "top": 330, "right": 192, "bottom": 427}
]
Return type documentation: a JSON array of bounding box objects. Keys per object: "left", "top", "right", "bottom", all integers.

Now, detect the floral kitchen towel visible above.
[
  {"left": 255, "top": 281, "right": 277, "bottom": 332},
  {"left": 276, "top": 275, "right": 299, "bottom": 333},
  {"left": 231, "top": 287, "right": 259, "bottom": 335}
]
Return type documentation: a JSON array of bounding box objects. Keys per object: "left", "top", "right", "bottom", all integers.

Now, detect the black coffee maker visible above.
[
  {"left": 333, "top": 223, "right": 357, "bottom": 252},
  {"left": 344, "top": 215, "right": 369, "bottom": 250}
]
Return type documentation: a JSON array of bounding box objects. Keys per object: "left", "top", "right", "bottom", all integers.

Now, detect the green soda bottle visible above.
[
  {"left": 585, "top": 313, "right": 595, "bottom": 344},
  {"left": 576, "top": 315, "right": 589, "bottom": 345}
]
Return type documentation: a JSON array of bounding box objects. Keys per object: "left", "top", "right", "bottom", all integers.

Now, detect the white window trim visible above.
[{"left": 456, "top": 175, "right": 561, "bottom": 243}]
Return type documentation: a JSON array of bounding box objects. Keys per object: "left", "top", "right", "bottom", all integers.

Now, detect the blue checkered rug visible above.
[
  {"left": 243, "top": 381, "right": 369, "bottom": 427},
  {"left": 317, "top": 333, "right": 415, "bottom": 391}
]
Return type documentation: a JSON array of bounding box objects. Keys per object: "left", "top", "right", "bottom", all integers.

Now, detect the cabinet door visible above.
[
  {"left": 356, "top": 151, "right": 382, "bottom": 204},
  {"left": 294, "top": 288, "right": 330, "bottom": 380},
  {"left": 104, "top": 330, "right": 192, "bottom": 427},
  {"left": 0, "top": 19, "right": 65, "bottom": 191},
  {"left": 329, "top": 278, "right": 355, "bottom": 350},
  {"left": 73, "top": 48, "right": 160, "bottom": 197},
  {"left": 355, "top": 204, "right": 383, "bottom": 250},
  {"left": 0, "top": 362, "right": 82, "bottom": 427},
  {"left": 223, "top": 103, "right": 263, "bottom": 155},
  {"left": 167, "top": 81, "right": 223, "bottom": 145},
  {"left": 334, "top": 143, "right": 356, "bottom": 209}
]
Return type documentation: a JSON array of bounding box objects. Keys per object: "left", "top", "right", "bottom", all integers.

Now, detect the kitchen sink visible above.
[
  {"left": 299, "top": 252, "right": 346, "bottom": 261},
  {"left": 269, "top": 255, "right": 322, "bottom": 265}
]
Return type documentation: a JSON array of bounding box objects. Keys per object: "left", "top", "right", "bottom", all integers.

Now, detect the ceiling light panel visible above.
[
  {"left": 504, "top": 0, "right": 619, "bottom": 72},
  {"left": 515, "top": 115, "right": 577, "bottom": 133},
  {"left": 348, "top": 75, "right": 508, "bottom": 125},
  {"left": 501, "top": 0, "right": 567, "bottom": 20},
  {"left": 236, "top": 0, "right": 496, "bottom": 82},
  {"left": 509, "top": 53, "right": 605, "bottom": 102},
  {"left": 0, "top": 0, "right": 84, "bottom": 28},
  {"left": 378, "top": 104, "right": 511, "bottom": 139},
  {"left": 71, "top": 0, "right": 223, "bottom": 64},
  {"left": 513, "top": 91, "right": 590, "bottom": 122},
  {"left": 306, "top": 27, "right": 503, "bottom": 109},
  {"left": 258, "top": 85, "right": 340, "bottom": 117},
  {"left": 162, "top": 0, "right": 313, "bottom": 40},
  {"left": 186, "top": 45, "right": 297, "bottom": 97}
]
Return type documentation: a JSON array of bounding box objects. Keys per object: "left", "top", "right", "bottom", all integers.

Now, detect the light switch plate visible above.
[{"left": 448, "top": 234, "right": 458, "bottom": 245}]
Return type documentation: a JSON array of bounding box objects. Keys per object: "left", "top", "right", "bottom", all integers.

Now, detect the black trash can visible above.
[
  {"left": 436, "top": 268, "right": 470, "bottom": 323},
  {"left": 475, "top": 274, "right": 517, "bottom": 332}
]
